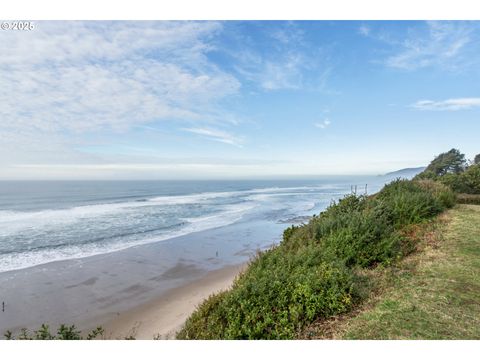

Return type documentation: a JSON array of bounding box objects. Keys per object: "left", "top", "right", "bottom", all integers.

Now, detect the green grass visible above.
[
  {"left": 177, "top": 179, "right": 456, "bottom": 339},
  {"left": 312, "top": 205, "right": 480, "bottom": 339}
]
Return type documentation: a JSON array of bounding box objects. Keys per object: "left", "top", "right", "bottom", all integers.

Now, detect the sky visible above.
[{"left": 1, "top": 20, "right": 479, "bottom": 180}]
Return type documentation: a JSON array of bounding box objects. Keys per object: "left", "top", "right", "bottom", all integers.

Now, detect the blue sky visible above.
[{"left": 1, "top": 21, "right": 479, "bottom": 179}]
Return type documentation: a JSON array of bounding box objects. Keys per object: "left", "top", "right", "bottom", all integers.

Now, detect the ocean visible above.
[
  {"left": 0, "top": 177, "right": 390, "bottom": 333},
  {"left": 0, "top": 178, "right": 387, "bottom": 273}
]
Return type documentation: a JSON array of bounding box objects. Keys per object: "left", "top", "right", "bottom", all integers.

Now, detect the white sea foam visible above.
[
  {"left": 0, "top": 185, "right": 337, "bottom": 236},
  {"left": 181, "top": 202, "right": 256, "bottom": 231},
  {"left": 0, "top": 201, "right": 257, "bottom": 273},
  {"left": 148, "top": 190, "right": 241, "bottom": 204},
  {"left": 0, "top": 183, "right": 342, "bottom": 272}
]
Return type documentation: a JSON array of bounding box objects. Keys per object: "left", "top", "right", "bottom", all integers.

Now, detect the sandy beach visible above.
[
  {"left": 0, "top": 216, "right": 279, "bottom": 337},
  {"left": 0, "top": 180, "right": 374, "bottom": 338},
  {"left": 101, "top": 263, "right": 246, "bottom": 339}
]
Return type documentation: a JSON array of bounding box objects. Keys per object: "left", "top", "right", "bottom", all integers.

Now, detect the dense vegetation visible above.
[
  {"left": 177, "top": 179, "right": 455, "bottom": 339},
  {"left": 415, "top": 149, "right": 480, "bottom": 195},
  {"left": 318, "top": 204, "right": 480, "bottom": 339}
]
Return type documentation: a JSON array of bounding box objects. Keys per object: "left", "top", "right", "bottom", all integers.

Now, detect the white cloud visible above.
[
  {"left": 181, "top": 127, "right": 244, "bottom": 146},
  {"left": 269, "top": 22, "right": 305, "bottom": 46},
  {"left": 0, "top": 21, "right": 241, "bottom": 136},
  {"left": 0, "top": 21, "right": 247, "bottom": 171},
  {"left": 314, "top": 119, "right": 331, "bottom": 129},
  {"left": 229, "top": 23, "right": 330, "bottom": 92},
  {"left": 0, "top": 21, "right": 221, "bottom": 67},
  {"left": 412, "top": 97, "right": 480, "bottom": 111},
  {"left": 385, "top": 21, "right": 477, "bottom": 70},
  {"left": 359, "top": 24, "right": 371, "bottom": 36},
  {"left": 233, "top": 50, "right": 306, "bottom": 91},
  {"left": 261, "top": 54, "right": 305, "bottom": 90}
]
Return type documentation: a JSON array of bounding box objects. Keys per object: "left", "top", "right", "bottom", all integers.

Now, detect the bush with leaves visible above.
[
  {"left": 178, "top": 247, "right": 355, "bottom": 339},
  {"left": 178, "top": 178, "right": 455, "bottom": 339},
  {"left": 4, "top": 324, "right": 104, "bottom": 340},
  {"left": 440, "top": 164, "right": 480, "bottom": 195}
]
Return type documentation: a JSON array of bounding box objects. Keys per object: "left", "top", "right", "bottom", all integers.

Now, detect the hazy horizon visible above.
[
  {"left": 1, "top": 21, "right": 479, "bottom": 180},
  {"left": 0, "top": 167, "right": 426, "bottom": 181}
]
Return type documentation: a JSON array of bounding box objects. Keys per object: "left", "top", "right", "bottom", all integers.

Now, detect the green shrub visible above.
[
  {"left": 178, "top": 247, "right": 355, "bottom": 339},
  {"left": 416, "top": 180, "right": 457, "bottom": 208},
  {"left": 379, "top": 180, "right": 454, "bottom": 221},
  {"left": 319, "top": 207, "right": 401, "bottom": 267},
  {"left": 439, "top": 165, "right": 480, "bottom": 194},
  {"left": 461, "top": 164, "right": 480, "bottom": 194},
  {"left": 4, "top": 324, "right": 104, "bottom": 340},
  {"left": 178, "top": 178, "right": 455, "bottom": 340},
  {"left": 413, "top": 170, "right": 437, "bottom": 181},
  {"left": 306, "top": 180, "right": 453, "bottom": 267}
]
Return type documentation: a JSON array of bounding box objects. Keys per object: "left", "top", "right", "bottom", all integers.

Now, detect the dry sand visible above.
[{"left": 101, "top": 263, "right": 245, "bottom": 339}]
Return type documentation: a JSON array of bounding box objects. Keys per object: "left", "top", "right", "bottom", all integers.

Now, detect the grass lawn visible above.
[{"left": 302, "top": 205, "right": 480, "bottom": 339}]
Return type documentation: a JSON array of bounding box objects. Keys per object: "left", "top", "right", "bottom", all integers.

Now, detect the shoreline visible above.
[
  {"left": 99, "top": 263, "right": 246, "bottom": 340},
  {"left": 0, "top": 216, "right": 279, "bottom": 337}
]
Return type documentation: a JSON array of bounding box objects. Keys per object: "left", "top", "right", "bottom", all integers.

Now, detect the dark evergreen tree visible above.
[{"left": 425, "top": 148, "right": 467, "bottom": 176}]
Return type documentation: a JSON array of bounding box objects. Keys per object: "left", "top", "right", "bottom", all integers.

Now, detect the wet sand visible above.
[
  {"left": 0, "top": 217, "right": 279, "bottom": 337},
  {"left": 101, "top": 263, "right": 246, "bottom": 339}
]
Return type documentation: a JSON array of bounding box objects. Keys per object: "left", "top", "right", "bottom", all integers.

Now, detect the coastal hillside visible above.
[
  {"left": 177, "top": 179, "right": 456, "bottom": 339},
  {"left": 178, "top": 149, "right": 479, "bottom": 340},
  {"left": 302, "top": 204, "right": 480, "bottom": 339},
  {"left": 383, "top": 167, "right": 426, "bottom": 179}
]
